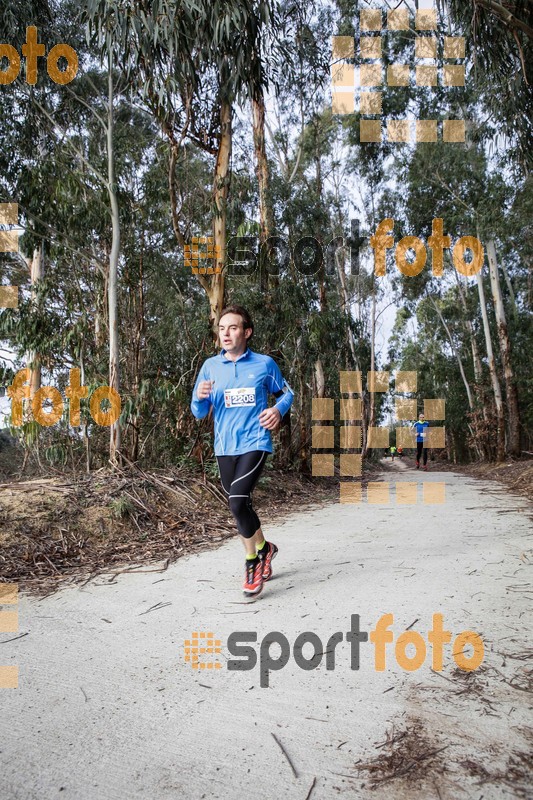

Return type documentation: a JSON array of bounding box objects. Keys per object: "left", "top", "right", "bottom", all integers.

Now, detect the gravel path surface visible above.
[{"left": 1, "top": 464, "right": 531, "bottom": 799}]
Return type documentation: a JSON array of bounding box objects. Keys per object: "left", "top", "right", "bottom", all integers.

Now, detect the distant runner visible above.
[
  {"left": 191, "top": 305, "right": 294, "bottom": 597},
  {"left": 411, "top": 413, "right": 429, "bottom": 470}
]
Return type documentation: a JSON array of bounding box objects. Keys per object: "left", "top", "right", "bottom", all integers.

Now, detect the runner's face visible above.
[{"left": 219, "top": 313, "right": 251, "bottom": 355}]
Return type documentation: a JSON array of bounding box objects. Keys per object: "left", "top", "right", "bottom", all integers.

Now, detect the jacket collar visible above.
[{"left": 219, "top": 347, "right": 251, "bottom": 363}]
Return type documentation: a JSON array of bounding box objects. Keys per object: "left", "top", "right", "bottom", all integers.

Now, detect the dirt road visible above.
[{"left": 1, "top": 464, "right": 531, "bottom": 799}]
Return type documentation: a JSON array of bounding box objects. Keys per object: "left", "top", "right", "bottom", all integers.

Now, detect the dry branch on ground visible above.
[{"left": 0, "top": 464, "right": 336, "bottom": 595}]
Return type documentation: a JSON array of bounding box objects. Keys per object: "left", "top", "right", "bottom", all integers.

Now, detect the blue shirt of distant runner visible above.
[{"left": 412, "top": 420, "right": 429, "bottom": 442}]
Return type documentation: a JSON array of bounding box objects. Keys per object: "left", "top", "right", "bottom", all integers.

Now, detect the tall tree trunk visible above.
[
  {"left": 252, "top": 92, "right": 274, "bottom": 293},
  {"left": 332, "top": 203, "right": 363, "bottom": 462},
  {"left": 252, "top": 86, "right": 282, "bottom": 468},
  {"left": 312, "top": 132, "right": 327, "bottom": 450},
  {"left": 26, "top": 245, "right": 44, "bottom": 403},
  {"left": 314, "top": 359, "right": 325, "bottom": 398},
  {"left": 130, "top": 238, "right": 145, "bottom": 463},
  {"left": 475, "top": 268, "right": 505, "bottom": 461},
  {"left": 453, "top": 268, "right": 483, "bottom": 383},
  {"left": 362, "top": 275, "right": 377, "bottom": 457},
  {"left": 106, "top": 57, "right": 121, "bottom": 466},
  {"left": 163, "top": 96, "right": 228, "bottom": 346},
  {"left": 499, "top": 256, "right": 518, "bottom": 318},
  {"left": 487, "top": 240, "right": 521, "bottom": 457},
  {"left": 452, "top": 269, "right": 485, "bottom": 459},
  {"left": 429, "top": 295, "right": 474, "bottom": 409},
  {"left": 335, "top": 247, "right": 359, "bottom": 368},
  {"left": 79, "top": 346, "right": 90, "bottom": 473},
  {"left": 315, "top": 145, "right": 326, "bottom": 314},
  {"left": 206, "top": 98, "right": 231, "bottom": 343}
]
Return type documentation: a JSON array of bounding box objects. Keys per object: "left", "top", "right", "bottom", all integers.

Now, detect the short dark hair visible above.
[{"left": 219, "top": 304, "right": 254, "bottom": 340}]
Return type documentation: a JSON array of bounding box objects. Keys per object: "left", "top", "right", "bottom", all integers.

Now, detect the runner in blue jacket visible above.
[
  {"left": 191, "top": 305, "right": 294, "bottom": 597},
  {"left": 411, "top": 413, "right": 429, "bottom": 470}
]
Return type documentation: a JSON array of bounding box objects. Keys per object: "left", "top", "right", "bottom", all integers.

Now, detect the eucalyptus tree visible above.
[
  {"left": 0, "top": 1, "right": 61, "bottom": 407},
  {"left": 336, "top": 0, "right": 529, "bottom": 461},
  {"left": 85, "top": 0, "right": 273, "bottom": 341},
  {"left": 1, "top": 0, "right": 174, "bottom": 470},
  {"left": 383, "top": 129, "right": 532, "bottom": 461},
  {"left": 0, "top": 0, "right": 101, "bottom": 457},
  {"left": 446, "top": 0, "right": 532, "bottom": 173}
]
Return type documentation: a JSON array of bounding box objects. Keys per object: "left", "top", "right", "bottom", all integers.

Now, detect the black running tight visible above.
[
  {"left": 216, "top": 450, "right": 268, "bottom": 538},
  {"left": 416, "top": 442, "right": 428, "bottom": 465}
]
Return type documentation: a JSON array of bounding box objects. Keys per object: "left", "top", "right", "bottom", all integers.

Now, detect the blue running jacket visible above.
[
  {"left": 411, "top": 420, "right": 429, "bottom": 442},
  {"left": 190, "top": 348, "right": 294, "bottom": 456}
]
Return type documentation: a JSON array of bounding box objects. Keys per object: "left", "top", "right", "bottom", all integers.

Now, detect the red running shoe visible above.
[
  {"left": 243, "top": 557, "right": 263, "bottom": 597},
  {"left": 416, "top": 461, "right": 420, "bottom": 470},
  {"left": 424, "top": 464, "right": 428, "bottom": 471},
  {"left": 259, "top": 541, "right": 278, "bottom": 581}
]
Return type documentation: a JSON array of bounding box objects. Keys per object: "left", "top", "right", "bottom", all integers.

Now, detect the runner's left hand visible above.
[{"left": 259, "top": 407, "right": 281, "bottom": 430}]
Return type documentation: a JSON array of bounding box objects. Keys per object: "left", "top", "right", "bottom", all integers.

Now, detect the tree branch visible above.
[
  {"left": 17, "top": 205, "right": 107, "bottom": 272},
  {"left": 427, "top": 292, "right": 474, "bottom": 409},
  {"left": 22, "top": 90, "right": 108, "bottom": 186},
  {"left": 61, "top": 83, "right": 108, "bottom": 130},
  {"left": 474, "top": 0, "right": 533, "bottom": 40}
]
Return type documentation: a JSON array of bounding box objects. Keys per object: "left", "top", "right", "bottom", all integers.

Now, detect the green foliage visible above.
[
  {"left": 0, "top": 0, "right": 530, "bottom": 474},
  {"left": 44, "top": 443, "right": 68, "bottom": 466},
  {"left": 109, "top": 495, "right": 135, "bottom": 519},
  {"left": 447, "top": 0, "right": 532, "bottom": 172}
]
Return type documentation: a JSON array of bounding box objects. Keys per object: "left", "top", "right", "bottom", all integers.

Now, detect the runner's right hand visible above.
[{"left": 197, "top": 380, "right": 214, "bottom": 400}]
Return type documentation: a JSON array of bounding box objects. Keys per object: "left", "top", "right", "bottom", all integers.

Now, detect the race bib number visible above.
[{"left": 224, "top": 387, "right": 256, "bottom": 408}]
